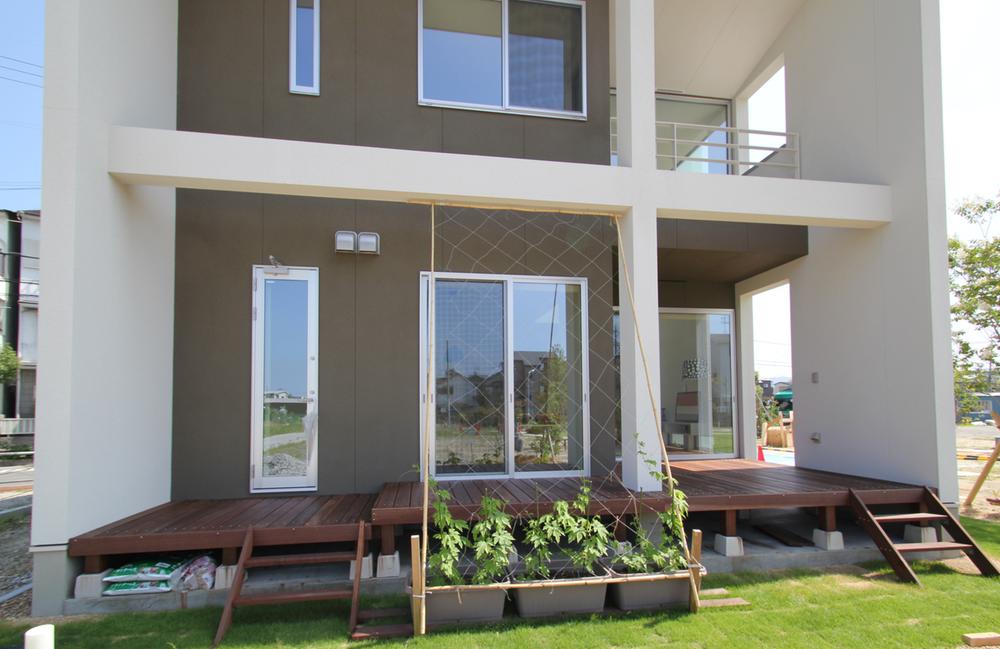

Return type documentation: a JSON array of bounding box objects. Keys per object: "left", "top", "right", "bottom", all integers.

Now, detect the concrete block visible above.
[
  {"left": 714, "top": 534, "right": 744, "bottom": 557},
  {"left": 73, "top": 570, "right": 110, "bottom": 599},
  {"left": 377, "top": 551, "right": 400, "bottom": 578},
  {"left": 350, "top": 553, "right": 373, "bottom": 580},
  {"left": 812, "top": 529, "right": 845, "bottom": 551},
  {"left": 214, "top": 564, "right": 238, "bottom": 590},
  {"left": 904, "top": 524, "right": 938, "bottom": 544},
  {"left": 963, "top": 631, "right": 1000, "bottom": 647}
]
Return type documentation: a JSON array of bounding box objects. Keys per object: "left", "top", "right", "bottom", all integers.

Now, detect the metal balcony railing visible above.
[{"left": 610, "top": 118, "right": 800, "bottom": 178}]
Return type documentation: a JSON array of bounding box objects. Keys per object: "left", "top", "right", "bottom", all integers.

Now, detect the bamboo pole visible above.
[
  {"left": 612, "top": 214, "right": 700, "bottom": 612},
  {"left": 409, "top": 534, "right": 423, "bottom": 634},
  {"left": 417, "top": 203, "right": 436, "bottom": 636},
  {"left": 690, "top": 529, "right": 703, "bottom": 612},
  {"left": 963, "top": 436, "right": 1000, "bottom": 508}
]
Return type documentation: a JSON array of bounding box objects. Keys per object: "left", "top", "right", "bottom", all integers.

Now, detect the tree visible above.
[
  {"left": 949, "top": 194, "right": 1000, "bottom": 416},
  {"left": 0, "top": 344, "right": 18, "bottom": 385}
]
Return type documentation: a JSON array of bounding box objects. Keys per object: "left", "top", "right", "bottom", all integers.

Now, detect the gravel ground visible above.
[{"left": 0, "top": 499, "right": 32, "bottom": 620}]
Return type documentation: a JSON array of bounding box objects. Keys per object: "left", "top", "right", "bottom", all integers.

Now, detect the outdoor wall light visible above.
[
  {"left": 334, "top": 231, "right": 357, "bottom": 253},
  {"left": 357, "top": 232, "right": 380, "bottom": 255}
]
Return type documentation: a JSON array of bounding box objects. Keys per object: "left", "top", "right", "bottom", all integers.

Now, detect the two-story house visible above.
[{"left": 31, "top": 0, "right": 958, "bottom": 616}]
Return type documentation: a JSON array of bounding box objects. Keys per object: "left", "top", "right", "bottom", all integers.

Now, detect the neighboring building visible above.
[
  {"left": 0, "top": 209, "right": 39, "bottom": 422},
  {"left": 33, "top": 0, "right": 956, "bottom": 616}
]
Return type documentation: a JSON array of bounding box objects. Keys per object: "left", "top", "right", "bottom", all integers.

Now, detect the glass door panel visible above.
[
  {"left": 434, "top": 279, "right": 507, "bottom": 475},
  {"left": 659, "top": 311, "right": 735, "bottom": 456},
  {"left": 252, "top": 267, "right": 318, "bottom": 491},
  {"left": 513, "top": 282, "right": 586, "bottom": 473}
]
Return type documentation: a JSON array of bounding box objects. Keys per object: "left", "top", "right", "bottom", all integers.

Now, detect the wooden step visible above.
[
  {"left": 358, "top": 607, "right": 410, "bottom": 622},
  {"left": 847, "top": 489, "right": 920, "bottom": 584},
  {"left": 872, "top": 513, "right": 947, "bottom": 524},
  {"left": 245, "top": 551, "right": 356, "bottom": 568},
  {"left": 234, "top": 588, "right": 353, "bottom": 607},
  {"left": 350, "top": 623, "right": 414, "bottom": 640},
  {"left": 894, "top": 541, "right": 973, "bottom": 553}
]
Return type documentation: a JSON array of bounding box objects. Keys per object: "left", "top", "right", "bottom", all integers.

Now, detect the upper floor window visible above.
[
  {"left": 289, "top": 0, "right": 320, "bottom": 95},
  {"left": 419, "top": 0, "right": 586, "bottom": 119}
]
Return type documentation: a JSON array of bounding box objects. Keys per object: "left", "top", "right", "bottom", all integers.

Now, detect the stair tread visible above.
[
  {"left": 894, "top": 541, "right": 973, "bottom": 553},
  {"left": 350, "top": 623, "right": 413, "bottom": 640},
  {"left": 235, "top": 589, "right": 353, "bottom": 606},
  {"left": 873, "top": 513, "right": 947, "bottom": 523},
  {"left": 245, "top": 551, "right": 356, "bottom": 568}
]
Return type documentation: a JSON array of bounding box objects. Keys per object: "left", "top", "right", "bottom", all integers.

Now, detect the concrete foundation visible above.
[
  {"left": 714, "top": 534, "right": 744, "bottom": 557},
  {"left": 31, "top": 549, "right": 79, "bottom": 617},
  {"left": 903, "top": 524, "right": 938, "bottom": 544},
  {"left": 73, "top": 570, "right": 110, "bottom": 599},
  {"left": 350, "top": 553, "right": 373, "bottom": 580},
  {"left": 812, "top": 529, "right": 845, "bottom": 551},
  {"left": 377, "top": 551, "right": 400, "bottom": 578}
]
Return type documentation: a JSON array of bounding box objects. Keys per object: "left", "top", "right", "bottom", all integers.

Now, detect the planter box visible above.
[
  {"left": 607, "top": 568, "right": 697, "bottom": 611},
  {"left": 511, "top": 567, "right": 610, "bottom": 618},
  {"left": 425, "top": 585, "right": 508, "bottom": 625}
]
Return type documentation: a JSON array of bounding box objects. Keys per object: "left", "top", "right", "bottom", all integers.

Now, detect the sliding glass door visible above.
[
  {"left": 658, "top": 309, "right": 736, "bottom": 457},
  {"left": 421, "top": 273, "right": 589, "bottom": 478}
]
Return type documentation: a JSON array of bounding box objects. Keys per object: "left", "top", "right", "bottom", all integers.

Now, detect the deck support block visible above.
[
  {"left": 903, "top": 524, "right": 938, "bottom": 544},
  {"left": 714, "top": 534, "right": 744, "bottom": 557},
  {"left": 812, "top": 529, "right": 845, "bottom": 550},
  {"left": 350, "top": 553, "right": 373, "bottom": 580},
  {"left": 376, "top": 551, "right": 400, "bottom": 578}
]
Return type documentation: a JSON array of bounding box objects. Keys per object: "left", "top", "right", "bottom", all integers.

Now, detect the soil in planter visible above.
[{"left": 425, "top": 587, "right": 508, "bottom": 625}]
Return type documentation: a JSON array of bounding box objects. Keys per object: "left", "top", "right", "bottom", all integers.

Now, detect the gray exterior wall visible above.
[
  {"left": 172, "top": 194, "right": 616, "bottom": 497},
  {"left": 177, "top": 0, "right": 610, "bottom": 165}
]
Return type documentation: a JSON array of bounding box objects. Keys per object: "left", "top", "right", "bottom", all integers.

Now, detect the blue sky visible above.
[{"left": 0, "top": 1, "right": 44, "bottom": 211}]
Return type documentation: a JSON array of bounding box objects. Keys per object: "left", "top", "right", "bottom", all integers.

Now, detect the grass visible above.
[
  {"left": 2, "top": 519, "right": 997, "bottom": 649},
  {"left": 266, "top": 440, "right": 307, "bottom": 462}
]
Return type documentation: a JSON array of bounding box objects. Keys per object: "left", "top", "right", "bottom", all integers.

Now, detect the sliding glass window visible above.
[
  {"left": 419, "top": 0, "right": 586, "bottom": 118},
  {"left": 421, "top": 273, "right": 589, "bottom": 478},
  {"left": 251, "top": 266, "right": 319, "bottom": 492},
  {"left": 289, "top": 0, "right": 320, "bottom": 94}
]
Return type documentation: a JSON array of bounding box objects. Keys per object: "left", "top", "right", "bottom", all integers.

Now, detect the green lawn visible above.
[{"left": 2, "top": 518, "right": 997, "bottom": 649}]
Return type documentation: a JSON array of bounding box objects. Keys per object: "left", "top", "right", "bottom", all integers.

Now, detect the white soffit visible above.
[{"left": 610, "top": 0, "right": 804, "bottom": 98}]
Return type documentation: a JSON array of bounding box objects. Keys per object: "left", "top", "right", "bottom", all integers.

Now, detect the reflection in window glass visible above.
[
  {"left": 513, "top": 282, "right": 585, "bottom": 472},
  {"left": 422, "top": 0, "right": 503, "bottom": 106},
  {"left": 434, "top": 280, "right": 507, "bottom": 475},
  {"left": 508, "top": 0, "right": 583, "bottom": 112},
  {"left": 262, "top": 279, "right": 310, "bottom": 478},
  {"left": 659, "top": 312, "right": 735, "bottom": 456}
]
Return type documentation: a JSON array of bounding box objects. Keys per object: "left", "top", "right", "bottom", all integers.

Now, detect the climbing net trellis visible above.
[{"left": 413, "top": 201, "right": 698, "bottom": 633}]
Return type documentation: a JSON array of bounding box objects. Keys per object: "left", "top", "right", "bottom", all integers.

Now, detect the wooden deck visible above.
[
  {"left": 673, "top": 460, "right": 926, "bottom": 511},
  {"left": 67, "top": 461, "right": 926, "bottom": 571},
  {"left": 68, "top": 493, "right": 376, "bottom": 565}
]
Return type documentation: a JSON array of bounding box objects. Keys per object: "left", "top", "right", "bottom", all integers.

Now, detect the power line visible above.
[
  {"left": 0, "top": 64, "right": 42, "bottom": 79},
  {"left": 0, "top": 55, "right": 42, "bottom": 70},
  {"left": 0, "top": 75, "right": 42, "bottom": 89}
]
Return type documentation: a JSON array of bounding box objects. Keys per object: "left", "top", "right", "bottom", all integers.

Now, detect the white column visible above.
[
  {"left": 615, "top": 0, "right": 660, "bottom": 491},
  {"left": 31, "top": 0, "right": 178, "bottom": 616},
  {"left": 618, "top": 203, "right": 661, "bottom": 492}
]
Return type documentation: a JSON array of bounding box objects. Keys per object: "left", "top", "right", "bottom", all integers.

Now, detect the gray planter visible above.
[
  {"left": 608, "top": 569, "right": 693, "bottom": 611},
  {"left": 512, "top": 567, "right": 610, "bottom": 618},
  {"left": 425, "top": 585, "right": 508, "bottom": 625}
]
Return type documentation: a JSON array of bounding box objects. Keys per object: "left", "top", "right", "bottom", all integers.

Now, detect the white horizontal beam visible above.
[{"left": 108, "top": 126, "right": 892, "bottom": 229}]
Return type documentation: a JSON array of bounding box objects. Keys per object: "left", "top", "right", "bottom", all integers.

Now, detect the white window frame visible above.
[
  {"left": 289, "top": 0, "right": 320, "bottom": 95},
  {"left": 659, "top": 307, "right": 739, "bottom": 461},
  {"left": 250, "top": 265, "right": 320, "bottom": 493},
  {"left": 417, "top": 0, "right": 587, "bottom": 120},
  {"left": 419, "top": 271, "right": 591, "bottom": 480}
]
